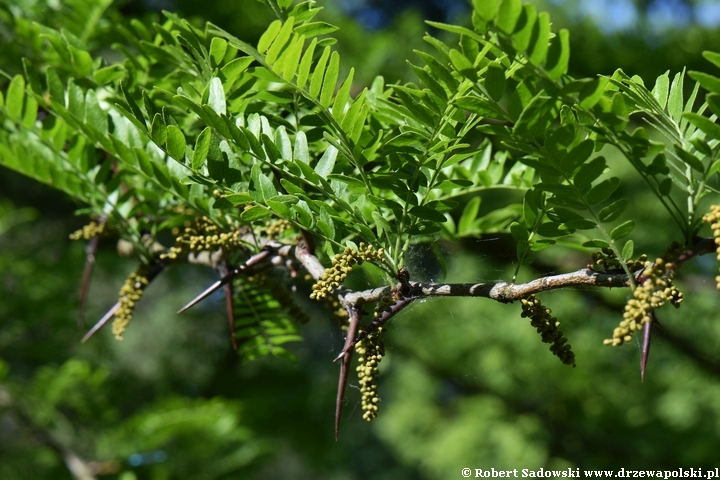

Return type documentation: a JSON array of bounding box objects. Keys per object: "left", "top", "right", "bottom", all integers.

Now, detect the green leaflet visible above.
[
  {"left": 673, "top": 144, "right": 705, "bottom": 173},
  {"left": 410, "top": 205, "right": 447, "bottom": 223},
  {"left": 545, "top": 29, "right": 570, "bottom": 80},
  {"left": 241, "top": 205, "right": 271, "bottom": 221},
  {"left": 257, "top": 20, "right": 282, "bottom": 53},
  {"left": 683, "top": 113, "right": 720, "bottom": 141},
  {"left": 651, "top": 72, "right": 670, "bottom": 111},
  {"left": 296, "top": 38, "right": 318, "bottom": 89},
  {"left": 207, "top": 77, "right": 227, "bottom": 115},
  {"left": 166, "top": 126, "right": 186, "bottom": 162},
  {"left": 209, "top": 36, "right": 228, "bottom": 66},
  {"left": 265, "top": 17, "right": 295, "bottom": 65},
  {"left": 309, "top": 46, "right": 331, "bottom": 99},
  {"left": 667, "top": 70, "right": 685, "bottom": 123},
  {"left": 621, "top": 239, "right": 634, "bottom": 261},
  {"left": 496, "top": 0, "right": 522, "bottom": 35},
  {"left": 528, "top": 12, "right": 550, "bottom": 66},
  {"left": 318, "top": 206, "right": 336, "bottom": 240},
  {"left": 251, "top": 163, "right": 278, "bottom": 202},
  {"left": 578, "top": 78, "right": 609, "bottom": 109},
  {"left": 278, "top": 34, "right": 305, "bottom": 81},
  {"left": 332, "top": 68, "right": 354, "bottom": 122},
  {"left": 689, "top": 71, "right": 720, "bottom": 95},
  {"left": 473, "top": 0, "right": 499, "bottom": 22},
  {"left": 586, "top": 177, "right": 620, "bottom": 205},
  {"left": 232, "top": 276, "right": 303, "bottom": 362},
  {"left": 512, "top": 4, "right": 537, "bottom": 53},
  {"left": 192, "top": 128, "right": 212, "bottom": 171},
  {"left": 120, "top": 82, "right": 146, "bottom": 129},
  {"left": 598, "top": 199, "right": 627, "bottom": 223},
  {"left": 319, "top": 51, "right": 340, "bottom": 108},
  {"left": 610, "top": 220, "right": 634, "bottom": 240},
  {"left": 458, "top": 197, "right": 481, "bottom": 235},
  {"left": 484, "top": 63, "right": 506, "bottom": 101},
  {"left": 314, "top": 146, "right": 338, "bottom": 179},
  {"left": 573, "top": 157, "right": 606, "bottom": 191},
  {"left": 5, "top": 75, "right": 25, "bottom": 120}
]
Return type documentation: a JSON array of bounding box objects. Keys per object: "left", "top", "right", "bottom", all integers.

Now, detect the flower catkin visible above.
[
  {"left": 604, "top": 257, "right": 683, "bottom": 347},
  {"left": 161, "top": 216, "right": 241, "bottom": 262},
  {"left": 69, "top": 221, "right": 106, "bottom": 240},
  {"left": 112, "top": 267, "right": 149, "bottom": 340},
  {"left": 702, "top": 204, "right": 720, "bottom": 290},
  {"left": 520, "top": 295, "right": 576, "bottom": 367},
  {"left": 310, "top": 243, "right": 384, "bottom": 301},
  {"left": 356, "top": 326, "right": 385, "bottom": 421}
]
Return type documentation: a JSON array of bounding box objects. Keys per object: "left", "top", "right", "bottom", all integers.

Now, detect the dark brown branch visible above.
[
  {"left": 218, "top": 261, "right": 237, "bottom": 351},
  {"left": 293, "top": 238, "right": 326, "bottom": 280},
  {"left": 416, "top": 268, "right": 634, "bottom": 300},
  {"left": 335, "top": 290, "right": 421, "bottom": 361},
  {"left": 336, "top": 238, "right": 716, "bottom": 308},
  {"left": 336, "top": 268, "right": 638, "bottom": 311},
  {"left": 674, "top": 237, "right": 715, "bottom": 266},
  {"left": 329, "top": 238, "right": 717, "bottom": 361},
  {"left": 332, "top": 269, "right": 638, "bottom": 360},
  {"left": 177, "top": 249, "right": 273, "bottom": 313},
  {"left": 335, "top": 306, "right": 360, "bottom": 442}
]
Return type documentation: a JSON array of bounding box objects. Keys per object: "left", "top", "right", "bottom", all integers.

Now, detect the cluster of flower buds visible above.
[
  {"left": 112, "top": 267, "right": 149, "bottom": 340},
  {"left": 310, "top": 243, "right": 384, "bottom": 301},
  {"left": 520, "top": 295, "right": 576, "bottom": 367},
  {"left": 605, "top": 257, "right": 682, "bottom": 346},
  {"left": 702, "top": 205, "right": 720, "bottom": 289},
  {"left": 356, "top": 326, "right": 385, "bottom": 421},
  {"left": 590, "top": 247, "right": 647, "bottom": 271},
  {"left": 69, "top": 221, "right": 106, "bottom": 240},
  {"left": 161, "top": 216, "right": 241, "bottom": 262},
  {"left": 263, "top": 218, "right": 291, "bottom": 240}
]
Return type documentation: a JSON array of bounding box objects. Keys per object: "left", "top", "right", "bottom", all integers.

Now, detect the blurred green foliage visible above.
[{"left": 2, "top": 0, "right": 720, "bottom": 479}]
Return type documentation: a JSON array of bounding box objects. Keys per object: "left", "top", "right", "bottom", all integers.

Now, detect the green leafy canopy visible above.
[{"left": 2, "top": 0, "right": 720, "bottom": 385}]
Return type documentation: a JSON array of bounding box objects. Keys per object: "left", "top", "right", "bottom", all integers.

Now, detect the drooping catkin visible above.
[
  {"left": 520, "top": 295, "right": 576, "bottom": 367},
  {"left": 112, "top": 267, "right": 150, "bottom": 340},
  {"left": 702, "top": 204, "right": 720, "bottom": 290}
]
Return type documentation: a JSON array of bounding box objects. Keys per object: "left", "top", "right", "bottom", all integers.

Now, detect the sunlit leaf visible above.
[
  {"left": 598, "top": 199, "right": 627, "bottom": 223},
  {"left": 611, "top": 220, "right": 634, "bottom": 240},
  {"left": 192, "top": 127, "right": 212, "bottom": 171},
  {"left": 166, "top": 126, "right": 187, "bottom": 161}
]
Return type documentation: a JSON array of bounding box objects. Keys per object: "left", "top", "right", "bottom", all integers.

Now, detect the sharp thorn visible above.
[
  {"left": 641, "top": 314, "right": 653, "bottom": 383},
  {"left": 178, "top": 250, "right": 272, "bottom": 314},
  {"left": 335, "top": 348, "right": 353, "bottom": 442},
  {"left": 81, "top": 302, "right": 120, "bottom": 343},
  {"left": 335, "top": 306, "right": 360, "bottom": 441},
  {"left": 177, "top": 279, "right": 225, "bottom": 313}
]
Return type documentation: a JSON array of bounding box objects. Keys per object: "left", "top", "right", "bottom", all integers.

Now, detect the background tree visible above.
[{"left": 2, "top": 0, "right": 720, "bottom": 479}]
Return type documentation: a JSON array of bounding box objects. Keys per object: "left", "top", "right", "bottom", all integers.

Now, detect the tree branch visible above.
[
  {"left": 332, "top": 237, "right": 717, "bottom": 360},
  {"left": 335, "top": 305, "right": 360, "bottom": 441}
]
